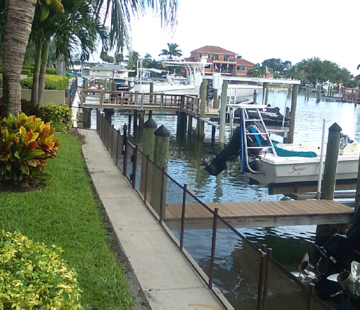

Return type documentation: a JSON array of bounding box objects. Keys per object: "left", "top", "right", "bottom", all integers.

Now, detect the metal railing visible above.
[{"left": 96, "top": 110, "right": 332, "bottom": 310}]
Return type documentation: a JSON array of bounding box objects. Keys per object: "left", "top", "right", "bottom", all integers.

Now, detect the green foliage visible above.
[
  {"left": 0, "top": 113, "right": 59, "bottom": 185},
  {"left": 40, "top": 104, "right": 72, "bottom": 130},
  {"left": 0, "top": 230, "right": 82, "bottom": 310},
  {"left": 21, "top": 68, "right": 33, "bottom": 77},
  {"left": 46, "top": 68, "right": 57, "bottom": 75},
  {"left": 21, "top": 75, "right": 69, "bottom": 90}
]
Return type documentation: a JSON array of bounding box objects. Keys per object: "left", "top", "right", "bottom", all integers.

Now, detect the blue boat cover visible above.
[{"left": 273, "top": 143, "right": 317, "bottom": 158}]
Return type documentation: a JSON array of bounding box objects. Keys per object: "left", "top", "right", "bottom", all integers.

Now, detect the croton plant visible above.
[{"left": 0, "top": 113, "right": 59, "bottom": 185}]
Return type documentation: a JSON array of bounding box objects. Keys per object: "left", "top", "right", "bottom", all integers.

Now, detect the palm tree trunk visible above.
[
  {"left": 37, "top": 38, "right": 50, "bottom": 106},
  {"left": 30, "top": 41, "right": 42, "bottom": 108},
  {"left": 2, "top": 0, "right": 37, "bottom": 117}
]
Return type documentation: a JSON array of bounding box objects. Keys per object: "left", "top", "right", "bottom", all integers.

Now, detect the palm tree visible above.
[
  {"left": 2, "top": 0, "right": 178, "bottom": 116},
  {"left": 2, "top": 0, "right": 37, "bottom": 116},
  {"left": 159, "top": 43, "right": 182, "bottom": 59}
]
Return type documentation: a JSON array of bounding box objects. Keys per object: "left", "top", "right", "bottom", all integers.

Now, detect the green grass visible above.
[{"left": 0, "top": 133, "right": 133, "bottom": 310}]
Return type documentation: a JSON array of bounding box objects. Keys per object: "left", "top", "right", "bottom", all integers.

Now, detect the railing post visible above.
[
  {"left": 100, "top": 90, "right": 104, "bottom": 109},
  {"left": 159, "top": 166, "right": 166, "bottom": 224},
  {"left": 160, "top": 94, "right": 164, "bottom": 111},
  {"left": 180, "top": 184, "right": 187, "bottom": 251},
  {"left": 111, "top": 125, "right": 115, "bottom": 158},
  {"left": 116, "top": 129, "right": 120, "bottom": 166},
  {"left": 131, "top": 145, "right": 138, "bottom": 189},
  {"left": 307, "top": 283, "right": 315, "bottom": 310},
  {"left": 208, "top": 208, "right": 218, "bottom": 289},
  {"left": 144, "top": 155, "right": 149, "bottom": 203},
  {"left": 123, "top": 124, "right": 128, "bottom": 176},
  {"left": 256, "top": 245, "right": 267, "bottom": 310},
  {"left": 262, "top": 248, "right": 272, "bottom": 310}
]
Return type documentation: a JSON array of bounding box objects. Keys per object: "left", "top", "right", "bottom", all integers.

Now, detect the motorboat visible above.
[
  {"left": 248, "top": 135, "right": 359, "bottom": 186},
  {"left": 202, "top": 104, "right": 359, "bottom": 187}
]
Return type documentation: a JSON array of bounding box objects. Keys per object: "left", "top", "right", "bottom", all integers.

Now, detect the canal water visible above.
[{"left": 100, "top": 91, "right": 360, "bottom": 309}]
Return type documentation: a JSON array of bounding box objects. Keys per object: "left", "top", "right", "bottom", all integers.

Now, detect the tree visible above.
[
  {"left": 95, "top": 0, "right": 178, "bottom": 54},
  {"left": 1, "top": 0, "right": 37, "bottom": 117},
  {"left": 262, "top": 58, "right": 292, "bottom": 75},
  {"left": 159, "top": 43, "right": 182, "bottom": 59},
  {"left": 126, "top": 51, "right": 140, "bottom": 76}
]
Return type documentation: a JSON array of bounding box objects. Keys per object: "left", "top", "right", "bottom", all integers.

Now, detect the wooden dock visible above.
[{"left": 165, "top": 200, "right": 354, "bottom": 229}]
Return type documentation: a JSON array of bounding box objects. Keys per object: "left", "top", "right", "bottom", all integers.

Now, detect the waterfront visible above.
[{"left": 99, "top": 91, "right": 360, "bottom": 309}]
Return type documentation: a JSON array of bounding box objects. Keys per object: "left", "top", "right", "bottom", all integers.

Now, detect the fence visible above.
[{"left": 96, "top": 110, "right": 332, "bottom": 310}]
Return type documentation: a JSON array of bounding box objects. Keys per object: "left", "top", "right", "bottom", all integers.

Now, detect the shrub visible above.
[
  {"left": 21, "top": 68, "right": 33, "bottom": 77},
  {"left": 0, "top": 113, "right": 59, "bottom": 186},
  {"left": 0, "top": 230, "right": 82, "bottom": 310},
  {"left": 46, "top": 68, "right": 57, "bottom": 75},
  {"left": 40, "top": 104, "right": 72, "bottom": 130},
  {"left": 0, "top": 98, "right": 43, "bottom": 119},
  {"left": 21, "top": 75, "right": 69, "bottom": 91}
]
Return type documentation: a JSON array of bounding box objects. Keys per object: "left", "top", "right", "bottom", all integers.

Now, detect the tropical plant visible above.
[
  {"left": 159, "top": 43, "right": 182, "bottom": 59},
  {"left": 0, "top": 113, "right": 59, "bottom": 186},
  {"left": 0, "top": 230, "right": 82, "bottom": 309}
]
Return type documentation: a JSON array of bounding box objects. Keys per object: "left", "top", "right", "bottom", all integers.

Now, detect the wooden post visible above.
[
  {"left": 213, "top": 89, "right": 220, "bottom": 109},
  {"left": 285, "top": 84, "right": 298, "bottom": 143},
  {"left": 315, "top": 123, "right": 342, "bottom": 247},
  {"left": 150, "top": 82, "right": 154, "bottom": 104},
  {"left": 176, "top": 112, "right": 187, "bottom": 137},
  {"left": 139, "top": 110, "right": 145, "bottom": 127},
  {"left": 219, "top": 80, "right": 228, "bottom": 145},
  {"left": 148, "top": 110, "right": 153, "bottom": 119},
  {"left": 197, "top": 80, "right": 208, "bottom": 140},
  {"left": 262, "top": 82, "right": 269, "bottom": 105},
  {"left": 253, "top": 90, "right": 258, "bottom": 103},
  {"left": 140, "top": 118, "right": 157, "bottom": 195},
  {"left": 151, "top": 125, "right": 170, "bottom": 218},
  {"left": 316, "top": 86, "right": 321, "bottom": 103},
  {"left": 188, "top": 115, "right": 193, "bottom": 135},
  {"left": 321, "top": 123, "right": 342, "bottom": 200},
  {"left": 133, "top": 110, "right": 138, "bottom": 131}
]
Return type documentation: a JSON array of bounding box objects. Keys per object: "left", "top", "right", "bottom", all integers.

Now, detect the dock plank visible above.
[{"left": 165, "top": 200, "right": 354, "bottom": 229}]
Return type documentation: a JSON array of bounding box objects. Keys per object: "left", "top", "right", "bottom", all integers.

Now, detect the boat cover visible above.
[{"left": 273, "top": 143, "right": 317, "bottom": 158}]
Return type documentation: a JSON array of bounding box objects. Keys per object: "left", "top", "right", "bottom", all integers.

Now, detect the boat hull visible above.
[{"left": 248, "top": 143, "right": 359, "bottom": 185}]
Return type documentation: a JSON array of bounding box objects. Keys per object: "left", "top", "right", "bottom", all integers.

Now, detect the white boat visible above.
[
  {"left": 202, "top": 104, "right": 359, "bottom": 186},
  {"left": 248, "top": 138, "right": 359, "bottom": 186}
]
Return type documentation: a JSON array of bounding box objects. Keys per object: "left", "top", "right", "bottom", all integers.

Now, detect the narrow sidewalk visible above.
[{"left": 79, "top": 129, "right": 229, "bottom": 310}]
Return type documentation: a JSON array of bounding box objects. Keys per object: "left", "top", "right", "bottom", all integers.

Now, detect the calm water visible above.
[{"left": 98, "top": 91, "right": 360, "bottom": 309}]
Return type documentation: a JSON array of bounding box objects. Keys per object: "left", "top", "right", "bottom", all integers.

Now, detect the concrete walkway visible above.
[{"left": 79, "top": 129, "right": 230, "bottom": 310}]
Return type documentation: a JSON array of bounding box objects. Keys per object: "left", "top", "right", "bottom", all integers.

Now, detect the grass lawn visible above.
[{"left": 0, "top": 133, "right": 133, "bottom": 309}]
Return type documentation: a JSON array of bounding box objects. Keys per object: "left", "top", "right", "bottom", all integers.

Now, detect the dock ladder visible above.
[{"left": 240, "top": 106, "right": 277, "bottom": 173}]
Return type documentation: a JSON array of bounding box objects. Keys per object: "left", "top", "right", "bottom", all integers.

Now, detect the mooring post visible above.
[
  {"left": 213, "top": 89, "right": 220, "bottom": 109},
  {"left": 253, "top": 90, "right": 258, "bottom": 103},
  {"left": 151, "top": 125, "right": 170, "bottom": 218},
  {"left": 285, "top": 84, "right": 298, "bottom": 143},
  {"left": 315, "top": 123, "right": 342, "bottom": 247},
  {"left": 316, "top": 85, "right": 321, "bottom": 103},
  {"left": 139, "top": 110, "right": 145, "bottom": 127},
  {"left": 197, "top": 80, "right": 208, "bottom": 140},
  {"left": 262, "top": 82, "right": 269, "bottom": 106},
  {"left": 219, "top": 80, "right": 228, "bottom": 145},
  {"left": 140, "top": 118, "right": 157, "bottom": 194}
]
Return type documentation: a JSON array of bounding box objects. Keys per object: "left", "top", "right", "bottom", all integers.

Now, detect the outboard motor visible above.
[{"left": 202, "top": 126, "right": 242, "bottom": 176}]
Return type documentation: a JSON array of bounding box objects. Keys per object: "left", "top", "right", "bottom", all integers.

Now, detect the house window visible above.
[
  {"left": 237, "top": 65, "right": 246, "bottom": 71},
  {"left": 214, "top": 54, "right": 218, "bottom": 60},
  {"left": 199, "top": 53, "right": 202, "bottom": 58},
  {"left": 224, "top": 55, "right": 229, "bottom": 61},
  {"left": 208, "top": 54, "right": 211, "bottom": 58}
]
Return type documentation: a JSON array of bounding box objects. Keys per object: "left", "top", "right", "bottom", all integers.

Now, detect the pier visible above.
[{"left": 165, "top": 199, "right": 354, "bottom": 229}]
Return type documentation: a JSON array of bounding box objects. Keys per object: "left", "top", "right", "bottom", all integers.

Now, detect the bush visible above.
[
  {"left": 46, "top": 68, "right": 57, "bottom": 75},
  {"left": 40, "top": 104, "right": 72, "bottom": 130},
  {"left": 0, "top": 113, "right": 59, "bottom": 186},
  {"left": 0, "top": 230, "right": 82, "bottom": 310},
  {"left": 20, "top": 75, "right": 69, "bottom": 90},
  {"left": 21, "top": 68, "right": 33, "bottom": 77}
]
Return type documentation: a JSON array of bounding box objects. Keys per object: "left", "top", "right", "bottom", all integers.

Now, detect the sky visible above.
[{"left": 94, "top": 0, "right": 360, "bottom": 76}]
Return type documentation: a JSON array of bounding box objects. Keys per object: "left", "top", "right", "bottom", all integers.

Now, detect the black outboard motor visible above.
[{"left": 203, "top": 126, "right": 242, "bottom": 176}]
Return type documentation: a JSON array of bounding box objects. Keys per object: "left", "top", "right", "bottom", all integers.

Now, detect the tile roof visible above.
[
  {"left": 190, "top": 46, "right": 237, "bottom": 55},
  {"left": 236, "top": 58, "right": 255, "bottom": 66}
]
